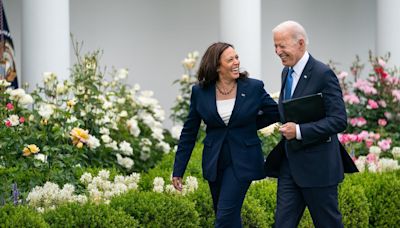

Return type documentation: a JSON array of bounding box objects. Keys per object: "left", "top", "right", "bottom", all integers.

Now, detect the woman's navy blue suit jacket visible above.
[{"left": 173, "top": 77, "right": 279, "bottom": 182}]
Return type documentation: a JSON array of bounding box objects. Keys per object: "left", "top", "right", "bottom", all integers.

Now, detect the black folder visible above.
[
  {"left": 264, "top": 93, "right": 359, "bottom": 177},
  {"left": 282, "top": 93, "right": 325, "bottom": 123}
]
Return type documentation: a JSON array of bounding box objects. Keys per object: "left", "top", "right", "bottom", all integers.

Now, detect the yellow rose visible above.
[
  {"left": 22, "top": 147, "right": 31, "bottom": 156},
  {"left": 22, "top": 144, "right": 40, "bottom": 156},
  {"left": 77, "top": 142, "right": 83, "bottom": 149},
  {"left": 70, "top": 127, "right": 90, "bottom": 148}
]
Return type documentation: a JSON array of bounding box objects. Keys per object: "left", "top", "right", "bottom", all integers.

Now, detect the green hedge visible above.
[
  {"left": 42, "top": 202, "right": 138, "bottom": 227},
  {"left": 110, "top": 190, "right": 200, "bottom": 227},
  {"left": 347, "top": 171, "right": 400, "bottom": 227},
  {"left": 0, "top": 204, "right": 49, "bottom": 228},
  {"left": 184, "top": 181, "right": 214, "bottom": 227},
  {"left": 338, "top": 178, "right": 369, "bottom": 227},
  {"left": 1, "top": 140, "right": 399, "bottom": 227}
]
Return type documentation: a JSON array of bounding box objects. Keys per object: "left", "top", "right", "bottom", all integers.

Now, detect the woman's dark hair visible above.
[{"left": 197, "top": 42, "right": 248, "bottom": 88}]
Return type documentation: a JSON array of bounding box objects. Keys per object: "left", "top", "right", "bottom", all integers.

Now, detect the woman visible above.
[{"left": 172, "top": 42, "right": 279, "bottom": 227}]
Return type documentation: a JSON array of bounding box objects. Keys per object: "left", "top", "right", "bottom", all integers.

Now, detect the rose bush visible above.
[
  {"left": 329, "top": 51, "right": 399, "bottom": 172},
  {"left": 0, "top": 44, "right": 171, "bottom": 179}
]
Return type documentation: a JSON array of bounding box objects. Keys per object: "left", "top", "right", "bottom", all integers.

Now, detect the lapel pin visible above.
[
  {"left": 241, "top": 93, "right": 246, "bottom": 97},
  {"left": 304, "top": 75, "right": 308, "bottom": 79}
]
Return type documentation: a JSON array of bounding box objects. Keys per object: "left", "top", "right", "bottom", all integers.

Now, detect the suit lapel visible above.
[
  {"left": 229, "top": 79, "right": 248, "bottom": 125},
  {"left": 278, "top": 68, "right": 288, "bottom": 121},
  {"left": 291, "top": 56, "right": 314, "bottom": 98},
  {"left": 279, "top": 68, "right": 289, "bottom": 103}
]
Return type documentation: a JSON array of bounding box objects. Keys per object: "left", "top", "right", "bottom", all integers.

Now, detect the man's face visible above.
[{"left": 273, "top": 31, "right": 304, "bottom": 67}]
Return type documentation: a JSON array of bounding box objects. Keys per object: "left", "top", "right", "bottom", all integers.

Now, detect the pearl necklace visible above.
[{"left": 216, "top": 83, "right": 236, "bottom": 95}]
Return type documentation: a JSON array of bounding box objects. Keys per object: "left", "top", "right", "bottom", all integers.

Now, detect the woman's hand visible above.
[{"left": 172, "top": 176, "right": 183, "bottom": 191}]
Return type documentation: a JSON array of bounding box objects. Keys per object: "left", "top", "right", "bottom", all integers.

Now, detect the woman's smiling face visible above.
[{"left": 218, "top": 47, "right": 240, "bottom": 81}]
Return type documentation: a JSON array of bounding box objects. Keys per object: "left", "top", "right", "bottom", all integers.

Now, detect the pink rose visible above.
[
  {"left": 367, "top": 99, "right": 379, "bottom": 109},
  {"left": 5, "top": 120, "right": 11, "bottom": 127},
  {"left": 378, "top": 100, "right": 387, "bottom": 108},
  {"left": 343, "top": 94, "right": 360, "bottom": 104},
  {"left": 378, "top": 139, "right": 392, "bottom": 151},
  {"left": 6, "top": 103, "right": 14, "bottom": 110},
  {"left": 365, "top": 139, "right": 374, "bottom": 148},
  {"left": 378, "top": 118, "right": 387, "bottom": 127}
]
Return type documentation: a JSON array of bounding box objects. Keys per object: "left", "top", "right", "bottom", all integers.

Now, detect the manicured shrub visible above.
[
  {"left": 139, "top": 165, "right": 172, "bottom": 191},
  {"left": 339, "top": 179, "right": 369, "bottom": 227},
  {"left": 0, "top": 204, "right": 49, "bottom": 227},
  {"left": 184, "top": 180, "right": 214, "bottom": 227},
  {"left": 42, "top": 202, "right": 137, "bottom": 227},
  {"left": 110, "top": 190, "right": 200, "bottom": 227},
  {"left": 348, "top": 171, "right": 400, "bottom": 227},
  {"left": 247, "top": 179, "right": 277, "bottom": 226},
  {"left": 242, "top": 195, "right": 269, "bottom": 228},
  {"left": 139, "top": 142, "right": 204, "bottom": 191}
]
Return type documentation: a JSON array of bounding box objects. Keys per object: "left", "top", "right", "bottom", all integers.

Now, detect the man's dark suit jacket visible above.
[
  {"left": 173, "top": 77, "right": 279, "bottom": 182},
  {"left": 265, "top": 55, "right": 357, "bottom": 188}
]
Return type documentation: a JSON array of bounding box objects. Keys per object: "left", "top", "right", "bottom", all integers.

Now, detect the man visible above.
[{"left": 267, "top": 20, "right": 357, "bottom": 227}]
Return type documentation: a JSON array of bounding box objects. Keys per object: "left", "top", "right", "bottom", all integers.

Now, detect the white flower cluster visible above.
[
  {"left": 354, "top": 155, "right": 399, "bottom": 173},
  {"left": 37, "top": 103, "right": 55, "bottom": 119},
  {"left": 26, "top": 182, "right": 87, "bottom": 212},
  {"left": 152, "top": 176, "right": 198, "bottom": 196},
  {"left": 26, "top": 169, "right": 141, "bottom": 211},
  {"left": 5, "top": 88, "right": 34, "bottom": 106},
  {"left": 181, "top": 51, "right": 199, "bottom": 71},
  {"left": 392, "top": 147, "right": 400, "bottom": 159},
  {"left": 81, "top": 169, "right": 140, "bottom": 204},
  {"left": 5, "top": 114, "right": 20, "bottom": 126},
  {"left": 369, "top": 146, "right": 382, "bottom": 155},
  {"left": 30, "top": 67, "right": 169, "bottom": 171}
]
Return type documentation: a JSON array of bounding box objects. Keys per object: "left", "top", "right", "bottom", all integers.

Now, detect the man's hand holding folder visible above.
[
  {"left": 282, "top": 93, "right": 324, "bottom": 124},
  {"left": 265, "top": 93, "right": 358, "bottom": 177}
]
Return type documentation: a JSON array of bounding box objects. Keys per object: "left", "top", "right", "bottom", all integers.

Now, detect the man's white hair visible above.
[{"left": 272, "top": 20, "right": 309, "bottom": 45}]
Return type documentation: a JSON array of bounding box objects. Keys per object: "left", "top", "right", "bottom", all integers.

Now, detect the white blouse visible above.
[{"left": 216, "top": 98, "right": 235, "bottom": 125}]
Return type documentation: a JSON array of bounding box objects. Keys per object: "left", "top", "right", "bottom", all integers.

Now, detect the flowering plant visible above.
[
  {"left": 329, "top": 51, "right": 399, "bottom": 172},
  {"left": 0, "top": 43, "right": 171, "bottom": 176},
  {"left": 170, "top": 51, "right": 199, "bottom": 126},
  {"left": 152, "top": 175, "right": 198, "bottom": 195},
  {"left": 26, "top": 169, "right": 141, "bottom": 211}
]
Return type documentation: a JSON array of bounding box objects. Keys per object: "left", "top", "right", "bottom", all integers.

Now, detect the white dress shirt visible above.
[{"left": 217, "top": 98, "right": 235, "bottom": 125}]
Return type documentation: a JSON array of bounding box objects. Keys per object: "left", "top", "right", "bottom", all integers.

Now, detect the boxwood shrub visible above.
[
  {"left": 347, "top": 171, "right": 400, "bottom": 227},
  {"left": 42, "top": 202, "right": 138, "bottom": 227},
  {"left": 110, "top": 190, "right": 200, "bottom": 227},
  {"left": 0, "top": 204, "right": 49, "bottom": 227}
]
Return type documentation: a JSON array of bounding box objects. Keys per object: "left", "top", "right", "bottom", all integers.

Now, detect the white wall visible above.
[
  {"left": 69, "top": 0, "right": 219, "bottom": 128},
  {"left": 4, "top": 0, "right": 376, "bottom": 128}
]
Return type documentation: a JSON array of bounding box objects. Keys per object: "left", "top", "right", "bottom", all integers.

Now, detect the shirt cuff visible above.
[{"left": 296, "top": 124, "right": 302, "bottom": 140}]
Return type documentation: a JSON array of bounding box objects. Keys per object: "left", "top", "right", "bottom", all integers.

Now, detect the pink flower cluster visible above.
[
  {"left": 392, "top": 90, "right": 400, "bottom": 102},
  {"left": 353, "top": 79, "right": 377, "bottom": 95},
  {"left": 339, "top": 131, "right": 387, "bottom": 149},
  {"left": 366, "top": 99, "right": 379, "bottom": 109},
  {"left": 3, "top": 102, "right": 26, "bottom": 127},
  {"left": 377, "top": 138, "right": 392, "bottom": 151},
  {"left": 343, "top": 93, "right": 360, "bottom": 104},
  {"left": 349, "top": 117, "right": 367, "bottom": 127}
]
